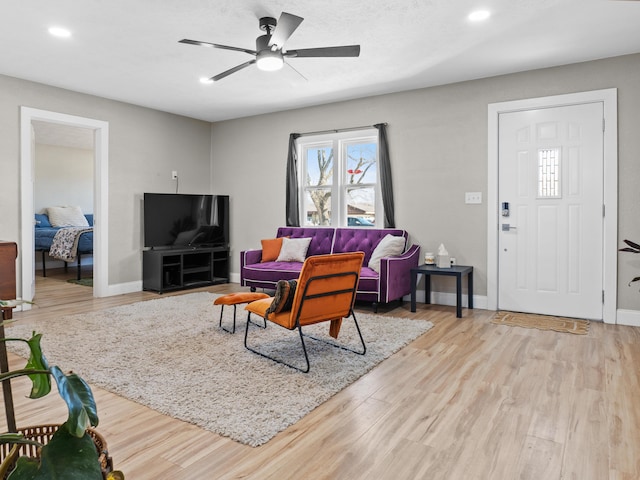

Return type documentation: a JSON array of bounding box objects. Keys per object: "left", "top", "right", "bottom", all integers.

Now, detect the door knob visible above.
[{"left": 501, "top": 224, "right": 517, "bottom": 231}]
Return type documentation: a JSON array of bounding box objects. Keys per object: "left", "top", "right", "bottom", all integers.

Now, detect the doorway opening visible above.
[{"left": 20, "top": 107, "right": 109, "bottom": 305}]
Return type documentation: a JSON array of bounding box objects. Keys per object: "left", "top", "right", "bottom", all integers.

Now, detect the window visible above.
[
  {"left": 538, "top": 147, "right": 561, "bottom": 198},
  {"left": 298, "top": 130, "right": 380, "bottom": 227}
]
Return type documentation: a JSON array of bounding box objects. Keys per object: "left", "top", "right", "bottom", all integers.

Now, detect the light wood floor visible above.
[{"left": 3, "top": 268, "right": 640, "bottom": 479}]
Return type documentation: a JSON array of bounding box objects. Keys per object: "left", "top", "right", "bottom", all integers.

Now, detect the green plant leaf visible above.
[
  {"left": 7, "top": 427, "right": 102, "bottom": 480},
  {"left": 50, "top": 367, "right": 98, "bottom": 437},
  {"left": 0, "top": 333, "right": 51, "bottom": 399},
  {"left": 0, "top": 433, "right": 42, "bottom": 449},
  {"left": 24, "top": 333, "right": 51, "bottom": 399},
  {"left": 6, "top": 456, "right": 39, "bottom": 479}
]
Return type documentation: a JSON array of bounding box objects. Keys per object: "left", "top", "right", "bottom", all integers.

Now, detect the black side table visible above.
[{"left": 411, "top": 264, "right": 473, "bottom": 318}]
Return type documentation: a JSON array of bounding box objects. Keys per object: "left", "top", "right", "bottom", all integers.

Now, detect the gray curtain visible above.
[
  {"left": 374, "top": 123, "right": 395, "bottom": 228},
  {"left": 285, "top": 133, "right": 301, "bottom": 226}
]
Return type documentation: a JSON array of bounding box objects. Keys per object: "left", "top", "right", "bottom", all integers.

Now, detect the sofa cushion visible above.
[
  {"left": 276, "top": 227, "right": 335, "bottom": 256},
  {"left": 242, "top": 261, "right": 303, "bottom": 287},
  {"left": 276, "top": 237, "right": 312, "bottom": 262},
  {"left": 261, "top": 237, "right": 284, "bottom": 262},
  {"left": 368, "top": 234, "right": 406, "bottom": 273},
  {"left": 358, "top": 266, "right": 380, "bottom": 292},
  {"left": 333, "top": 228, "right": 406, "bottom": 264}
]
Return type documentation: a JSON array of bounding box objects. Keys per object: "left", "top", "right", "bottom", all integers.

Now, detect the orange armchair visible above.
[{"left": 244, "top": 252, "right": 366, "bottom": 373}]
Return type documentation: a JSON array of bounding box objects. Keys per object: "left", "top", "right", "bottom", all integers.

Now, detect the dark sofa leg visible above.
[
  {"left": 42, "top": 250, "right": 47, "bottom": 277},
  {"left": 77, "top": 254, "right": 82, "bottom": 280},
  {"left": 372, "top": 302, "right": 378, "bottom": 314},
  {"left": 250, "top": 286, "right": 256, "bottom": 292}
]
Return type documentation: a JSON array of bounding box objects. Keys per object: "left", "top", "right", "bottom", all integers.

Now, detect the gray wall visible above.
[
  {"left": 0, "top": 74, "right": 212, "bottom": 288},
  {"left": 211, "top": 53, "right": 640, "bottom": 310},
  {"left": 35, "top": 144, "right": 94, "bottom": 214},
  {"left": 2, "top": 53, "right": 639, "bottom": 311}
]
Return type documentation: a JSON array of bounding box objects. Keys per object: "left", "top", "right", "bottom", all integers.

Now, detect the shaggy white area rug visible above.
[{"left": 7, "top": 292, "right": 433, "bottom": 447}]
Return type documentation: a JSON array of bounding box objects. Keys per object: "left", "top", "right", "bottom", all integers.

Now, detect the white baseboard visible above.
[
  {"left": 230, "top": 271, "right": 487, "bottom": 310},
  {"left": 105, "top": 280, "right": 143, "bottom": 297},
  {"left": 615, "top": 309, "right": 640, "bottom": 327},
  {"left": 88, "top": 277, "right": 640, "bottom": 326}
]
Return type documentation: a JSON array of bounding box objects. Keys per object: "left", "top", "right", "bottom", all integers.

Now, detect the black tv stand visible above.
[{"left": 142, "top": 246, "right": 229, "bottom": 293}]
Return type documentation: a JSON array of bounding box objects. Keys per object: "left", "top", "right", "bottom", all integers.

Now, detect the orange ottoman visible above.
[{"left": 214, "top": 292, "right": 270, "bottom": 333}]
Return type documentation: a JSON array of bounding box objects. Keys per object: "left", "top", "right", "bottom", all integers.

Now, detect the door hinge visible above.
[
  {"left": 603, "top": 118, "right": 605, "bottom": 132},
  {"left": 603, "top": 204, "right": 605, "bottom": 217},
  {"left": 603, "top": 290, "right": 605, "bottom": 303}
]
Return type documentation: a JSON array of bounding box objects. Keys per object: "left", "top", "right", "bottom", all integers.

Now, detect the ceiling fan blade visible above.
[
  {"left": 284, "top": 45, "right": 360, "bottom": 58},
  {"left": 211, "top": 59, "right": 257, "bottom": 81},
  {"left": 268, "top": 12, "right": 304, "bottom": 48},
  {"left": 284, "top": 60, "right": 308, "bottom": 81},
  {"left": 179, "top": 39, "right": 256, "bottom": 56}
]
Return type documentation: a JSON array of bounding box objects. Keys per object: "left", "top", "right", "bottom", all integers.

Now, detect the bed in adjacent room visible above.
[{"left": 34, "top": 206, "right": 93, "bottom": 280}]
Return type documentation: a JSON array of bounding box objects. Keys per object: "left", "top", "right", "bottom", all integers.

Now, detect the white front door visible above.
[{"left": 498, "top": 103, "right": 604, "bottom": 320}]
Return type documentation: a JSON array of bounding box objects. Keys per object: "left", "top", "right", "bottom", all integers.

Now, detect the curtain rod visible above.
[{"left": 296, "top": 123, "right": 387, "bottom": 138}]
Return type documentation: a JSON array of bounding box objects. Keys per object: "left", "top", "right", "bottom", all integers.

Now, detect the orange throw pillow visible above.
[{"left": 261, "top": 237, "right": 284, "bottom": 262}]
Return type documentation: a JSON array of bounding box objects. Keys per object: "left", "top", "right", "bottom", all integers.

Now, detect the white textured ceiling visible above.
[{"left": 3, "top": 0, "right": 640, "bottom": 122}]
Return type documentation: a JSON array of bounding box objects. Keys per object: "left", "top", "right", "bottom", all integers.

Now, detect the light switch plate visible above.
[{"left": 465, "top": 192, "right": 482, "bottom": 204}]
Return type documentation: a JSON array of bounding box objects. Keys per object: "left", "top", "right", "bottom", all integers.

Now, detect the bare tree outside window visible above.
[{"left": 305, "top": 146, "right": 333, "bottom": 225}]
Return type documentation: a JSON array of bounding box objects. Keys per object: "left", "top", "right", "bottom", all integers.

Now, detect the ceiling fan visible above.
[{"left": 179, "top": 12, "right": 360, "bottom": 82}]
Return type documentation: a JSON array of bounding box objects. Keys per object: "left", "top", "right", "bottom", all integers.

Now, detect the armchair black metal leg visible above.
[
  {"left": 246, "top": 311, "right": 267, "bottom": 329},
  {"left": 302, "top": 311, "right": 366, "bottom": 356},
  {"left": 244, "top": 313, "right": 310, "bottom": 373},
  {"left": 349, "top": 311, "right": 367, "bottom": 356},
  {"left": 296, "top": 326, "right": 311, "bottom": 373},
  {"left": 245, "top": 311, "right": 365, "bottom": 373}
]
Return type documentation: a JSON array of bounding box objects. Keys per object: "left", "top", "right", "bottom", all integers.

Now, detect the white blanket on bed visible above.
[{"left": 49, "top": 227, "right": 93, "bottom": 263}]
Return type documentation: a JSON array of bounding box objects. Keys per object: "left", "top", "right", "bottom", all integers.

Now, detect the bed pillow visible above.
[
  {"left": 47, "top": 206, "right": 90, "bottom": 227},
  {"left": 368, "top": 234, "right": 406, "bottom": 273},
  {"left": 34, "top": 214, "right": 51, "bottom": 228},
  {"left": 276, "top": 237, "right": 312, "bottom": 263}
]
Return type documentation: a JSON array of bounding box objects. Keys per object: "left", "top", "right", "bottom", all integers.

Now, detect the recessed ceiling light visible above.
[
  {"left": 468, "top": 10, "right": 491, "bottom": 22},
  {"left": 199, "top": 77, "right": 214, "bottom": 84},
  {"left": 48, "top": 26, "right": 72, "bottom": 38}
]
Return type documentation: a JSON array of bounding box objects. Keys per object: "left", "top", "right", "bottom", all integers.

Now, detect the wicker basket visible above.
[{"left": 0, "top": 424, "right": 113, "bottom": 479}]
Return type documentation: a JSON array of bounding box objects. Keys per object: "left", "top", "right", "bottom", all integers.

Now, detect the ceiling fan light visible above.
[
  {"left": 256, "top": 51, "right": 284, "bottom": 71},
  {"left": 468, "top": 10, "right": 490, "bottom": 22},
  {"left": 48, "top": 26, "right": 72, "bottom": 38}
]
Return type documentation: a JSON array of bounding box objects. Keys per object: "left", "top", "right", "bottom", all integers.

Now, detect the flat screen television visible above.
[{"left": 143, "top": 193, "right": 229, "bottom": 249}]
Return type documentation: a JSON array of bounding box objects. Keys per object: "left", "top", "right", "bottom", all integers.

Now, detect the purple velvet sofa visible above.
[{"left": 240, "top": 227, "right": 421, "bottom": 311}]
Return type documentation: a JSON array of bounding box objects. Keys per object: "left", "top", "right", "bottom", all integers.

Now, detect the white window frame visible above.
[{"left": 297, "top": 129, "right": 381, "bottom": 227}]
